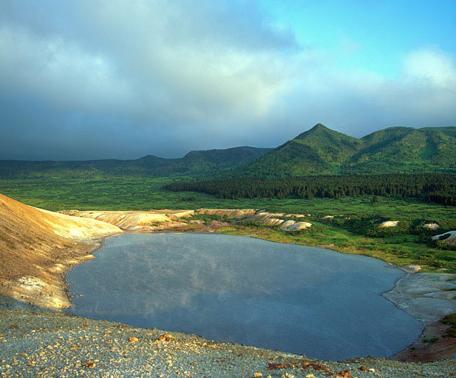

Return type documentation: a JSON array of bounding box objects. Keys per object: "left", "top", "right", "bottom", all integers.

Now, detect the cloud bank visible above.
[{"left": 0, "top": 0, "right": 455, "bottom": 159}]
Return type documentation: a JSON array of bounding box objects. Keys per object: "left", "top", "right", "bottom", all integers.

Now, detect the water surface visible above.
[{"left": 67, "top": 233, "right": 422, "bottom": 360}]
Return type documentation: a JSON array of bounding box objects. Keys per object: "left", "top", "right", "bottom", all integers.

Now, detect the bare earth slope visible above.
[{"left": 0, "top": 193, "right": 120, "bottom": 308}]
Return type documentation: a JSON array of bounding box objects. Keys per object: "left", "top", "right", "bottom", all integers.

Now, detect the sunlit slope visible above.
[
  {"left": 345, "top": 127, "right": 456, "bottom": 173},
  {"left": 0, "top": 193, "right": 120, "bottom": 307},
  {"left": 243, "top": 125, "right": 456, "bottom": 177}
]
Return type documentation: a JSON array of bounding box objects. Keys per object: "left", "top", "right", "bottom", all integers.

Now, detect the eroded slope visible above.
[{"left": 0, "top": 193, "right": 120, "bottom": 308}]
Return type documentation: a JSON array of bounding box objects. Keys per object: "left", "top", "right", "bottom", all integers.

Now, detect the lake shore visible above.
[
  {"left": 1, "top": 300, "right": 455, "bottom": 377},
  {"left": 1, "top": 200, "right": 455, "bottom": 373}
]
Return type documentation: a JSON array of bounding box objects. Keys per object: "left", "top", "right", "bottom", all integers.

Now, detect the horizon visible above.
[
  {"left": 1, "top": 123, "right": 454, "bottom": 162},
  {"left": 1, "top": 1, "right": 456, "bottom": 160}
]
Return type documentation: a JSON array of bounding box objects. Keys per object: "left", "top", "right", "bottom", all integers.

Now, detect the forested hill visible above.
[
  {"left": 0, "top": 146, "right": 271, "bottom": 178},
  {"left": 241, "top": 124, "right": 456, "bottom": 177},
  {"left": 165, "top": 174, "right": 456, "bottom": 206},
  {"left": 1, "top": 125, "right": 455, "bottom": 178}
]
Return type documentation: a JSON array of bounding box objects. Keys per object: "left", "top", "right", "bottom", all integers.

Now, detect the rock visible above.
[
  {"left": 423, "top": 223, "right": 440, "bottom": 231},
  {"left": 157, "top": 333, "right": 175, "bottom": 342},
  {"left": 169, "top": 210, "right": 195, "bottom": 219},
  {"left": 280, "top": 220, "right": 296, "bottom": 230},
  {"left": 85, "top": 360, "right": 96, "bottom": 368},
  {"left": 288, "top": 214, "right": 307, "bottom": 218},
  {"left": 196, "top": 209, "right": 256, "bottom": 217},
  {"left": 253, "top": 372, "right": 263, "bottom": 378},
  {"left": 305, "top": 375, "right": 316, "bottom": 378},
  {"left": 405, "top": 265, "right": 422, "bottom": 273},
  {"left": 265, "top": 218, "right": 284, "bottom": 226},
  {"left": 378, "top": 220, "right": 399, "bottom": 228},
  {"left": 432, "top": 231, "right": 456, "bottom": 246},
  {"left": 336, "top": 370, "right": 352, "bottom": 378},
  {"left": 128, "top": 336, "right": 139, "bottom": 343},
  {"left": 284, "top": 222, "right": 312, "bottom": 231}
]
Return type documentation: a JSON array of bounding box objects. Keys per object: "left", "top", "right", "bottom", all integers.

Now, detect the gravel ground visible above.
[{"left": 0, "top": 299, "right": 454, "bottom": 377}]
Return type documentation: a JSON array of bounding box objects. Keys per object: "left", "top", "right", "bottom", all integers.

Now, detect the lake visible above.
[{"left": 67, "top": 233, "right": 423, "bottom": 360}]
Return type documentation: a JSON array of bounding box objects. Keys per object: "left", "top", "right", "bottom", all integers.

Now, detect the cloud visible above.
[
  {"left": 0, "top": 1, "right": 455, "bottom": 159},
  {"left": 404, "top": 48, "right": 456, "bottom": 88},
  {"left": 0, "top": 27, "right": 132, "bottom": 111}
]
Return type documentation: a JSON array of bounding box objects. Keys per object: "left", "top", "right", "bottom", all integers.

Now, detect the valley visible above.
[{"left": 1, "top": 125, "right": 455, "bottom": 376}]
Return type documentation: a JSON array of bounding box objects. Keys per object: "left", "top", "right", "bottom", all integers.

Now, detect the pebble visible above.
[{"left": 0, "top": 306, "right": 454, "bottom": 378}]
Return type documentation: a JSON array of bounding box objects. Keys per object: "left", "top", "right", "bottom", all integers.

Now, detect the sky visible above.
[{"left": 0, "top": 0, "right": 455, "bottom": 160}]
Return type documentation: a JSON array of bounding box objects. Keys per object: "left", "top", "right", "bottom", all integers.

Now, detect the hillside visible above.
[
  {"left": 0, "top": 193, "right": 120, "bottom": 308},
  {"left": 242, "top": 125, "right": 456, "bottom": 177},
  {"left": 0, "top": 125, "right": 455, "bottom": 178},
  {"left": 344, "top": 127, "right": 456, "bottom": 174},
  {"left": 243, "top": 124, "right": 362, "bottom": 176},
  {"left": 0, "top": 146, "right": 271, "bottom": 179}
]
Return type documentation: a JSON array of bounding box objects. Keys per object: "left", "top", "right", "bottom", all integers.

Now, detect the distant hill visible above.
[
  {"left": 243, "top": 124, "right": 362, "bottom": 176},
  {"left": 0, "top": 146, "right": 271, "bottom": 178},
  {"left": 1, "top": 125, "right": 455, "bottom": 178},
  {"left": 242, "top": 124, "right": 456, "bottom": 177}
]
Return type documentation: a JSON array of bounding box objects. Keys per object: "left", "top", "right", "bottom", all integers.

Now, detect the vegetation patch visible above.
[
  {"left": 0, "top": 176, "right": 455, "bottom": 272},
  {"left": 165, "top": 173, "right": 456, "bottom": 206}
]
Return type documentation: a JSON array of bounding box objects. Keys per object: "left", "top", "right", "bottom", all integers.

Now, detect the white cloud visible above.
[
  {"left": 0, "top": 27, "right": 133, "bottom": 112},
  {"left": 0, "top": 1, "right": 455, "bottom": 159},
  {"left": 404, "top": 48, "right": 456, "bottom": 88}
]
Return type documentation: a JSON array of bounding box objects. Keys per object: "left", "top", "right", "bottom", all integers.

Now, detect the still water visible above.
[{"left": 67, "top": 233, "right": 422, "bottom": 360}]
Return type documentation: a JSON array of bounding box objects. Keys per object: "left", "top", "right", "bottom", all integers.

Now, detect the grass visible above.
[{"left": 0, "top": 176, "right": 455, "bottom": 272}]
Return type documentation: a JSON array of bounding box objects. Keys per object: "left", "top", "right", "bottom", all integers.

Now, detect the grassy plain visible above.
[{"left": 0, "top": 176, "right": 455, "bottom": 272}]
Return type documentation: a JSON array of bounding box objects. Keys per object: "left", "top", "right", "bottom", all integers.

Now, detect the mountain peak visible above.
[
  {"left": 311, "top": 123, "right": 328, "bottom": 130},
  {"left": 294, "top": 123, "right": 337, "bottom": 140}
]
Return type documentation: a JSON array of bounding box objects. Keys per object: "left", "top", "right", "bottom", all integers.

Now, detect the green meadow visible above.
[{"left": 1, "top": 176, "right": 455, "bottom": 272}]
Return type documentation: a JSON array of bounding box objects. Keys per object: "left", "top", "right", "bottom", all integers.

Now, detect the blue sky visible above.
[
  {"left": 265, "top": 0, "right": 456, "bottom": 76},
  {"left": 0, "top": 0, "right": 455, "bottom": 159}
]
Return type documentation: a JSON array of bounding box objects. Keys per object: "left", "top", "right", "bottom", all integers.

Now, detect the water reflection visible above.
[{"left": 67, "top": 233, "right": 423, "bottom": 360}]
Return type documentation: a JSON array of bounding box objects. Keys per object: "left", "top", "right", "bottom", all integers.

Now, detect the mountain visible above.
[
  {"left": 243, "top": 124, "right": 362, "bottom": 176},
  {"left": 242, "top": 124, "right": 456, "bottom": 177},
  {"left": 344, "top": 126, "right": 456, "bottom": 174},
  {"left": 0, "top": 146, "right": 271, "bottom": 178},
  {"left": 1, "top": 125, "right": 455, "bottom": 178}
]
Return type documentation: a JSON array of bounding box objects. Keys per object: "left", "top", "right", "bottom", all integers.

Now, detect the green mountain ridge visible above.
[
  {"left": 0, "top": 146, "right": 271, "bottom": 178},
  {"left": 243, "top": 124, "right": 456, "bottom": 177},
  {"left": 0, "top": 125, "right": 455, "bottom": 178}
]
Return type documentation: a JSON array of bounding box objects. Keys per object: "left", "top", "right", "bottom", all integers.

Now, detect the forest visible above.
[{"left": 165, "top": 173, "right": 456, "bottom": 205}]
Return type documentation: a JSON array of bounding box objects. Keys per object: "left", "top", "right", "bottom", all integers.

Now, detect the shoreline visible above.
[
  {"left": 2, "top": 304, "right": 454, "bottom": 377},
  {"left": 1, "top": 205, "right": 454, "bottom": 365},
  {"left": 49, "top": 228, "right": 456, "bottom": 362}
]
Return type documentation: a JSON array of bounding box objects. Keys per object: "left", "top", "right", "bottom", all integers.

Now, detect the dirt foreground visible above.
[{"left": 1, "top": 299, "right": 454, "bottom": 377}]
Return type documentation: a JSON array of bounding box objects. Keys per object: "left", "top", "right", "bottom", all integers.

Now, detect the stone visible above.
[
  {"left": 423, "top": 223, "right": 440, "bottom": 231},
  {"left": 289, "top": 222, "right": 312, "bottom": 231},
  {"left": 157, "top": 333, "right": 175, "bottom": 342},
  {"left": 85, "top": 360, "right": 96, "bottom": 368},
  {"left": 378, "top": 220, "right": 399, "bottom": 228},
  {"left": 432, "top": 231, "right": 456, "bottom": 246},
  {"left": 280, "top": 220, "right": 296, "bottom": 230}
]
